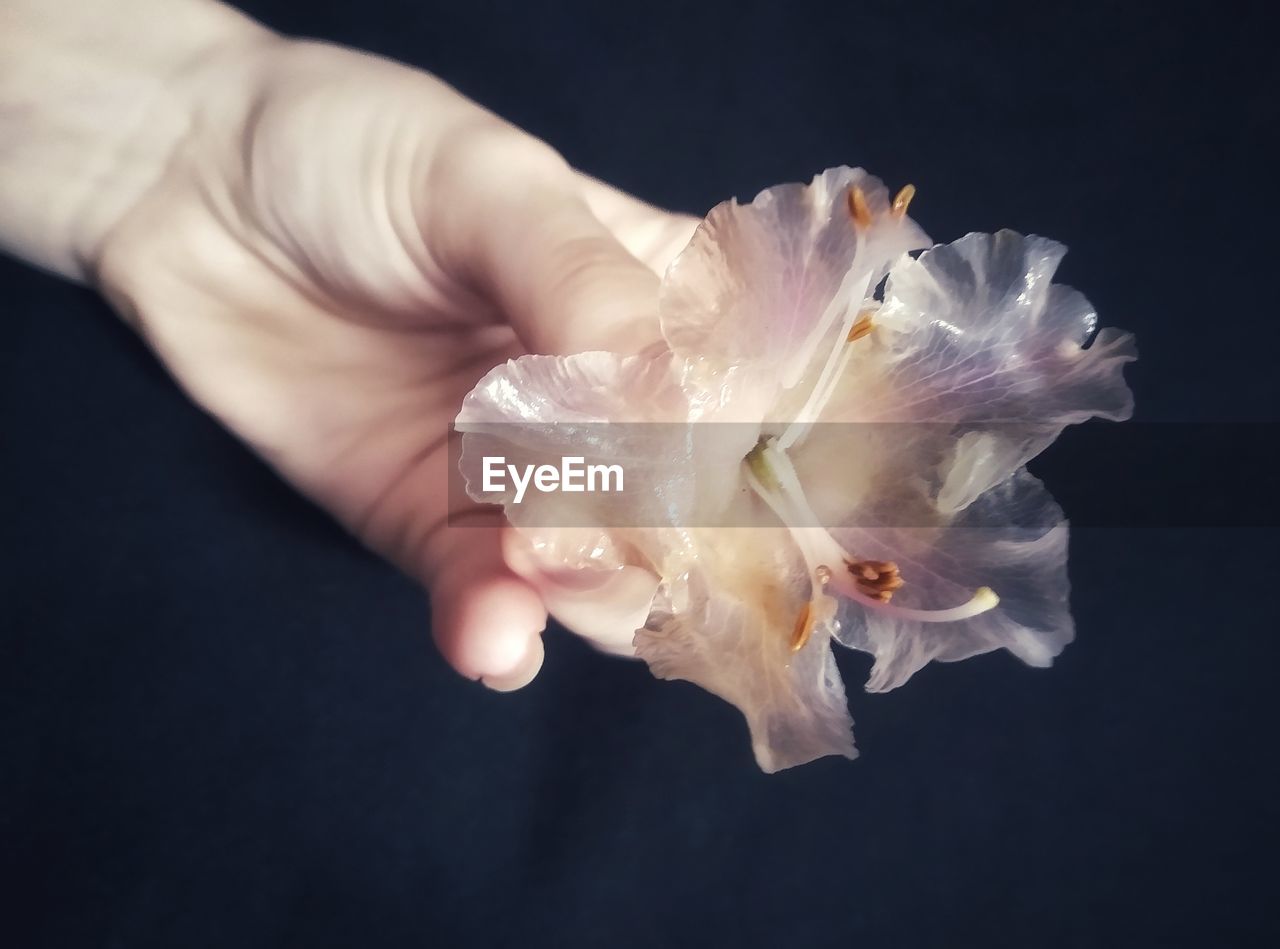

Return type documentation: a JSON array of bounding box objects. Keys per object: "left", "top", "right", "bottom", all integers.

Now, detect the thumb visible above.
[
  {"left": 465, "top": 175, "right": 664, "bottom": 356},
  {"left": 422, "top": 514, "right": 549, "bottom": 692}
]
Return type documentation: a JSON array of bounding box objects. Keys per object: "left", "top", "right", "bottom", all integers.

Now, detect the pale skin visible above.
[{"left": 0, "top": 0, "right": 698, "bottom": 689}]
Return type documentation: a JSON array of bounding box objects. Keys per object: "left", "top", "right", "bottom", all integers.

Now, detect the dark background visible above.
[{"left": 3, "top": 1, "right": 1277, "bottom": 946}]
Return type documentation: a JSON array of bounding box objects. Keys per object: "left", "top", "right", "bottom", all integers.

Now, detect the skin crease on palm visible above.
[{"left": 0, "top": 0, "right": 700, "bottom": 690}]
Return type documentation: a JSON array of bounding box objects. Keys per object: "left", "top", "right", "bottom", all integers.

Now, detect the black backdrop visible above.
[{"left": 3, "top": 1, "right": 1277, "bottom": 946}]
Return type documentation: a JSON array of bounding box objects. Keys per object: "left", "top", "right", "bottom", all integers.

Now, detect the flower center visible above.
[{"left": 743, "top": 437, "right": 1000, "bottom": 650}]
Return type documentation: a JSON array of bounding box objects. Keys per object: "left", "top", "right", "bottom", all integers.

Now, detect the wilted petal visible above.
[
  {"left": 831, "top": 468, "right": 1073, "bottom": 692},
  {"left": 660, "top": 166, "right": 929, "bottom": 391}
]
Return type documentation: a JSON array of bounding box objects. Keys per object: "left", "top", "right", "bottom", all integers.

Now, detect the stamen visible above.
[
  {"left": 848, "top": 559, "right": 903, "bottom": 600},
  {"left": 834, "top": 567, "right": 1000, "bottom": 623},
  {"left": 891, "top": 183, "right": 916, "bottom": 219},
  {"left": 790, "top": 601, "right": 815, "bottom": 652},
  {"left": 743, "top": 439, "right": 1001, "bottom": 638},
  {"left": 779, "top": 306, "right": 860, "bottom": 450},
  {"left": 847, "top": 308, "right": 877, "bottom": 342},
  {"left": 847, "top": 185, "right": 873, "bottom": 228}
]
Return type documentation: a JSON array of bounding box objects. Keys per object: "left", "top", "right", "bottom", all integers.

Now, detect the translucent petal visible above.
[
  {"left": 456, "top": 350, "right": 691, "bottom": 426},
  {"left": 838, "top": 230, "right": 1136, "bottom": 424},
  {"left": 455, "top": 350, "right": 860, "bottom": 761},
  {"left": 635, "top": 527, "right": 856, "bottom": 772},
  {"left": 830, "top": 469, "right": 1074, "bottom": 692},
  {"left": 815, "top": 229, "right": 1136, "bottom": 506},
  {"left": 456, "top": 351, "right": 757, "bottom": 569},
  {"left": 660, "top": 166, "right": 929, "bottom": 391}
]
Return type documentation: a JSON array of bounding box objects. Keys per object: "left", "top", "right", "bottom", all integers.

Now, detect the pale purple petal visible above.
[
  {"left": 660, "top": 166, "right": 929, "bottom": 391},
  {"left": 844, "top": 230, "right": 1136, "bottom": 426},
  {"left": 831, "top": 469, "right": 1073, "bottom": 692},
  {"left": 816, "top": 229, "right": 1136, "bottom": 506}
]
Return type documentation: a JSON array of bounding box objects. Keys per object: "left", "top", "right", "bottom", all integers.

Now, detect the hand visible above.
[{"left": 2, "top": 5, "right": 697, "bottom": 689}]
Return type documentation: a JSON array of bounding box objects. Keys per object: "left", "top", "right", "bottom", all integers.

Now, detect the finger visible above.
[
  {"left": 423, "top": 515, "right": 548, "bottom": 690},
  {"left": 573, "top": 171, "right": 702, "bottom": 277},
  {"left": 466, "top": 179, "right": 664, "bottom": 356},
  {"left": 502, "top": 526, "right": 659, "bottom": 657}
]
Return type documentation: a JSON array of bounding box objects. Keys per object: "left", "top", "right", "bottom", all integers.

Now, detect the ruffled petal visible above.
[
  {"left": 812, "top": 229, "right": 1136, "bottom": 506},
  {"left": 660, "top": 166, "right": 929, "bottom": 392},
  {"left": 842, "top": 229, "right": 1136, "bottom": 424},
  {"left": 635, "top": 526, "right": 856, "bottom": 772},
  {"left": 456, "top": 350, "right": 690, "bottom": 426},
  {"left": 456, "top": 351, "right": 758, "bottom": 563},
  {"left": 830, "top": 468, "right": 1073, "bottom": 692}
]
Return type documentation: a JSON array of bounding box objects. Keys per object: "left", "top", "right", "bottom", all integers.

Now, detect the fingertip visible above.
[
  {"left": 431, "top": 569, "right": 547, "bottom": 684},
  {"left": 481, "top": 633, "right": 545, "bottom": 692}
]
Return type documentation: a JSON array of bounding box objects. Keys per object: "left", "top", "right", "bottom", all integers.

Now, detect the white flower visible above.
[{"left": 456, "top": 167, "right": 1136, "bottom": 772}]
